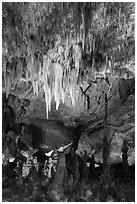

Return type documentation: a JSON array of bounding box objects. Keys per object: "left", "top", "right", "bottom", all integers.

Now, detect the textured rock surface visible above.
[{"left": 10, "top": 75, "right": 135, "bottom": 165}]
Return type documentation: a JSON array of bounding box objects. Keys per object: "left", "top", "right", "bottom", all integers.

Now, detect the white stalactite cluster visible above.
[{"left": 27, "top": 42, "right": 83, "bottom": 118}]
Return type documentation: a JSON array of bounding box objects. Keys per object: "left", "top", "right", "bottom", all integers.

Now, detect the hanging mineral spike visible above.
[{"left": 23, "top": 40, "right": 83, "bottom": 119}]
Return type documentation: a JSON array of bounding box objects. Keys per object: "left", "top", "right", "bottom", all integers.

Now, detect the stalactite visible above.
[
  {"left": 82, "top": 3, "right": 92, "bottom": 53},
  {"left": 83, "top": 5, "right": 87, "bottom": 52},
  {"left": 77, "top": 4, "right": 80, "bottom": 42},
  {"left": 53, "top": 63, "right": 63, "bottom": 110},
  {"left": 61, "top": 2, "right": 64, "bottom": 12},
  {"left": 92, "top": 35, "right": 95, "bottom": 72},
  {"left": 43, "top": 73, "right": 50, "bottom": 119},
  {"left": 68, "top": 68, "right": 77, "bottom": 106},
  {"left": 81, "top": 9, "right": 85, "bottom": 51},
  {"left": 74, "top": 3, "right": 81, "bottom": 43},
  {"left": 73, "top": 44, "right": 82, "bottom": 79},
  {"left": 75, "top": 3, "right": 77, "bottom": 42},
  {"left": 5, "top": 71, "right": 12, "bottom": 99}
]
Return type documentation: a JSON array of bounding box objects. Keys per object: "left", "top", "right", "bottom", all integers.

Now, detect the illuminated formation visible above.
[{"left": 26, "top": 41, "right": 83, "bottom": 118}]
